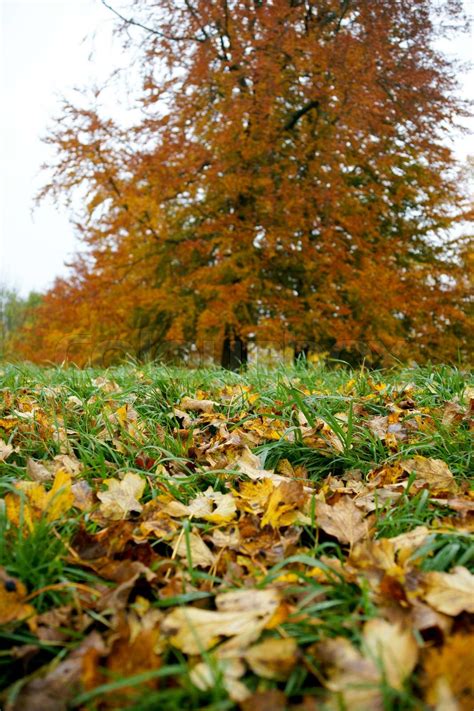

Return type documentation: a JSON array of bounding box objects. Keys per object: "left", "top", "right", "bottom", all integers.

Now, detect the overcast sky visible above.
[{"left": 1, "top": 0, "right": 474, "bottom": 297}]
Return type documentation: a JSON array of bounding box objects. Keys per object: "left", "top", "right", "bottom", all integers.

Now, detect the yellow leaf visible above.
[
  {"left": 423, "top": 566, "right": 474, "bottom": 616},
  {"left": 97, "top": 472, "right": 146, "bottom": 520},
  {"left": 363, "top": 619, "right": 418, "bottom": 690},
  {"left": 173, "top": 531, "right": 216, "bottom": 568},
  {"left": 244, "top": 637, "right": 298, "bottom": 680},
  {"left": 5, "top": 469, "right": 73, "bottom": 529},
  {"left": 0, "top": 569, "right": 36, "bottom": 630},
  {"left": 422, "top": 632, "right": 474, "bottom": 711},
  {"left": 261, "top": 480, "right": 305, "bottom": 528}
]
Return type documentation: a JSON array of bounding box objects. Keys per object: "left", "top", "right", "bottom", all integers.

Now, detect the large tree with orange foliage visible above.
[{"left": 18, "top": 0, "right": 473, "bottom": 366}]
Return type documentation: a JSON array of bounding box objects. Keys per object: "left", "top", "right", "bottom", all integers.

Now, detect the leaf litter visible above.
[{"left": 0, "top": 364, "right": 473, "bottom": 709}]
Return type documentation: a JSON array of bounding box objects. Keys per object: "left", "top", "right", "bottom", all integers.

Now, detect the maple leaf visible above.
[
  {"left": 422, "top": 566, "right": 474, "bottom": 615},
  {"left": 5, "top": 469, "right": 74, "bottom": 529},
  {"left": 315, "top": 497, "right": 367, "bottom": 546},
  {"left": 166, "top": 487, "right": 236, "bottom": 523},
  {"left": 401, "top": 456, "right": 457, "bottom": 494},
  {"left": 261, "top": 480, "right": 306, "bottom": 528},
  {"left": 97, "top": 472, "right": 146, "bottom": 520}
]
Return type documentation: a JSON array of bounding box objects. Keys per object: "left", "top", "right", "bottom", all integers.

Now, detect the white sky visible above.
[{"left": 0, "top": 0, "right": 473, "bottom": 297}]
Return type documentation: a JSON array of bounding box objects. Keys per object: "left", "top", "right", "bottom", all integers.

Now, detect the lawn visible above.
[{"left": 0, "top": 362, "right": 473, "bottom": 710}]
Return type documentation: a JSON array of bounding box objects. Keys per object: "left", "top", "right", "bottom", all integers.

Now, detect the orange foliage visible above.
[{"left": 17, "top": 0, "right": 473, "bottom": 365}]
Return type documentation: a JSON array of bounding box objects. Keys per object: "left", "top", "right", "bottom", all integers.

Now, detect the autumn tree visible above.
[{"left": 19, "top": 0, "right": 473, "bottom": 366}]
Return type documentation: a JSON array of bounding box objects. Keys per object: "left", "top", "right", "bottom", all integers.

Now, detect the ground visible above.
[{"left": 0, "top": 362, "right": 473, "bottom": 710}]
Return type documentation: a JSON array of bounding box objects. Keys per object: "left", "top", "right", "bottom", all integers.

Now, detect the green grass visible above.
[{"left": 0, "top": 361, "right": 472, "bottom": 709}]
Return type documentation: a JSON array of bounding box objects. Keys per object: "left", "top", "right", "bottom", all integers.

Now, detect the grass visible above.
[{"left": 0, "top": 361, "right": 472, "bottom": 709}]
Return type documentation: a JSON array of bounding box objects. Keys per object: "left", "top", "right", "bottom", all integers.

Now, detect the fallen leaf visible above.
[
  {"left": 363, "top": 619, "right": 418, "bottom": 690},
  {"left": 244, "top": 637, "right": 298, "bottom": 680},
  {"left": 401, "top": 456, "right": 457, "bottom": 493},
  {"left": 422, "top": 566, "right": 474, "bottom": 615},
  {"left": 0, "top": 438, "right": 16, "bottom": 461},
  {"left": 422, "top": 632, "right": 474, "bottom": 711},
  {"left": 180, "top": 396, "right": 217, "bottom": 413},
  {"left": 261, "top": 480, "right": 306, "bottom": 528},
  {"left": 7, "top": 632, "right": 106, "bottom": 711},
  {"left": 162, "top": 589, "right": 280, "bottom": 654},
  {"left": 190, "top": 658, "right": 249, "bottom": 703},
  {"left": 315, "top": 497, "right": 367, "bottom": 546},
  {"left": 173, "top": 530, "right": 216, "bottom": 568},
  {"left": 97, "top": 472, "right": 146, "bottom": 520},
  {"left": 0, "top": 569, "right": 36, "bottom": 630},
  {"left": 5, "top": 469, "right": 74, "bottom": 529}
]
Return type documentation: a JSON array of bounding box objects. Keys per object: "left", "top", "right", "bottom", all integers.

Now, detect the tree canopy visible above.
[{"left": 17, "top": 0, "right": 473, "bottom": 366}]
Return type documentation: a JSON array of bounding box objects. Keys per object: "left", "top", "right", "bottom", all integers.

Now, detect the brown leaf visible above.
[
  {"left": 6, "top": 632, "right": 106, "bottom": 711},
  {"left": 422, "top": 566, "right": 474, "bottom": 615},
  {"left": 315, "top": 497, "right": 367, "bottom": 546},
  {"left": 401, "top": 456, "right": 457, "bottom": 494},
  {"left": 180, "top": 396, "right": 217, "bottom": 413}
]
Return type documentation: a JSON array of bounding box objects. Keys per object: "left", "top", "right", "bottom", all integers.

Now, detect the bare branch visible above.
[{"left": 100, "top": 0, "right": 204, "bottom": 43}]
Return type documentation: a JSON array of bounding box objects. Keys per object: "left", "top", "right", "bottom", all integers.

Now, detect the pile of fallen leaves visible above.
[{"left": 0, "top": 365, "right": 473, "bottom": 710}]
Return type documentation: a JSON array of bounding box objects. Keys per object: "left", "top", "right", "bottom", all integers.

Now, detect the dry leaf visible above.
[
  {"left": 0, "top": 438, "right": 16, "bottom": 461},
  {"left": 180, "top": 396, "right": 217, "bottom": 413},
  {"left": 315, "top": 497, "right": 367, "bottom": 546},
  {"left": 261, "top": 480, "right": 305, "bottom": 528},
  {"left": 244, "top": 637, "right": 298, "bottom": 680},
  {"left": 0, "top": 569, "right": 36, "bottom": 630},
  {"left": 190, "top": 659, "right": 250, "bottom": 703},
  {"left": 401, "top": 456, "right": 456, "bottom": 493},
  {"left": 363, "top": 619, "right": 418, "bottom": 690},
  {"left": 27, "top": 458, "right": 53, "bottom": 482},
  {"left": 423, "top": 566, "right": 474, "bottom": 615},
  {"left": 97, "top": 472, "right": 146, "bottom": 520},
  {"left": 163, "top": 608, "right": 261, "bottom": 654},
  {"left": 162, "top": 589, "right": 280, "bottom": 654},
  {"left": 173, "top": 530, "right": 216, "bottom": 568},
  {"left": 422, "top": 632, "right": 474, "bottom": 711},
  {"left": 5, "top": 469, "right": 74, "bottom": 529}
]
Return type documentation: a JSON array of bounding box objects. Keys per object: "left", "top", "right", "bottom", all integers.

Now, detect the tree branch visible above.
[
  {"left": 100, "top": 0, "right": 204, "bottom": 43},
  {"left": 284, "top": 100, "right": 320, "bottom": 130}
]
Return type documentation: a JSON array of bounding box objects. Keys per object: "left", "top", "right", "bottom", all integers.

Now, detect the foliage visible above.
[
  {"left": 14, "top": 0, "right": 474, "bottom": 365},
  {"left": 0, "top": 362, "right": 473, "bottom": 709},
  {"left": 0, "top": 288, "right": 41, "bottom": 361}
]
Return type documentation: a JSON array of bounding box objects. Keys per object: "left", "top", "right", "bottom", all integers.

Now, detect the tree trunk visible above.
[{"left": 221, "top": 334, "right": 248, "bottom": 370}]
